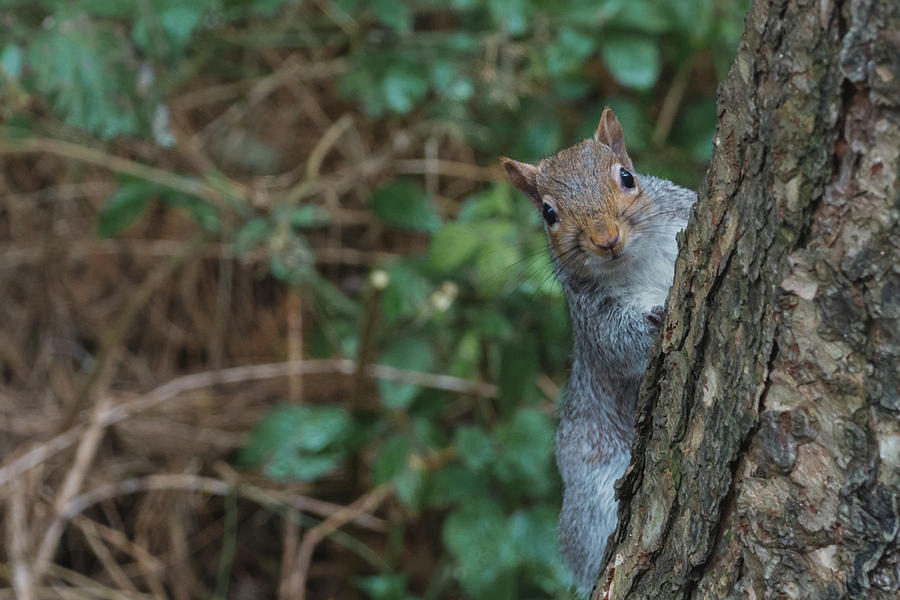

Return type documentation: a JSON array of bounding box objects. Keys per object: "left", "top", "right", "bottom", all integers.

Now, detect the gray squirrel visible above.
[{"left": 502, "top": 108, "right": 696, "bottom": 596}]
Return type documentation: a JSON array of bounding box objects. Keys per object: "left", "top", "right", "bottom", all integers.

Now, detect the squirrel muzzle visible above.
[{"left": 585, "top": 223, "right": 625, "bottom": 257}]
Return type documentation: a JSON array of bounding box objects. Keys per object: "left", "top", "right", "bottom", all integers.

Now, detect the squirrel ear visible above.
[
  {"left": 595, "top": 107, "right": 634, "bottom": 170},
  {"left": 501, "top": 158, "right": 541, "bottom": 208}
]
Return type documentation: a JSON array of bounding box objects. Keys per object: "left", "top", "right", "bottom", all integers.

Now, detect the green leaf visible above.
[
  {"left": 381, "top": 261, "right": 431, "bottom": 325},
  {"left": 281, "top": 204, "right": 330, "bottom": 228},
  {"left": 240, "top": 405, "right": 356, "bottom": 482},
  {"left": 509, "top": 505, "right": 573, "bottom": 592},
  {"left": 1, "top": 44, "right": 23, "bottom": 79},
  {"left": 164, "top": 192, "right": 220, "bottom": 232},
  {"left": 448, "top": 329, "right": 481, "bottom": 378},
  {"left": 160, "top": 6, "right": 205, "bottom": 51},
  {"left": 132, "top": 0, "right": 215, "bottom": 57},
  {"left": 97, "top": 180, "right": 153, "bottom": 238},
  {"left": 487, "top": 0, "right": 529, "bottom": 35},
  {"left": 371, "top": 180, "right": 441, "bottom": 232},
  {"left": 546, "top": 27, "right": 595, "bottom": 76},
  {"left": 422, "top": 465, "right": 486, "bottom": 508},
  {"left": 371, "top": 0, "right": 411, "bottom": 33},
  {"left": 381, "top": 66, "right": 429, "bottom": 114},
  {"left": 493, "top": 409, "right": 556, "bottom": 495},
  {"left": 615, "top": 0, "right": 675, "bottom": 34},
  {"left": 442, "top": 498, "right": 518, "bottom": 595},
  {"left": 28, "top": 24, "right": 139, "bottom": 138},
  {"left": 377, "top": 337, "right": 434, "bottom": 409},
  {"left": 392, "top": 463, "right": 425, "bottom": 507},
  {"left": 498, "top": 336, "right": 538, "bottom": 413},
  {"left": 600, "top": 35, "right": 661, "bottom": 90},
  {"left": 428, "top": 223, "right": 481, "bottom": 273},
  {"left": 472, "top": 223, "right": 519, "bottom": 297},
  {"left": 374, "top": 434, "right": 411, "bottom": 485},
  {"left": 454, "top": 426, "right": 496, "bottom": 472},
  {"left": 356, "top": 574, "right": 413, "bottom": 600},
  {"left": 233, "top": 218, "right": 271, "bottom": 255},
  {"left": 456, "top": 185, "right": 514, "bottom": 222}
]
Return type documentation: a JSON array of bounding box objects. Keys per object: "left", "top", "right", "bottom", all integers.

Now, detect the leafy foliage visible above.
[{"left": 1, "top": 0, "right": 749, "bottom": 596}]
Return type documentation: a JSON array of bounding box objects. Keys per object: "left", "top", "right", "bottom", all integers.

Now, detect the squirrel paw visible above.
[{"left": 646, "top": 305, "right": 665, "bottom": 328}]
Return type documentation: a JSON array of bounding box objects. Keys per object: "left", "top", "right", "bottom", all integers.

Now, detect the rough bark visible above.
[{"left": 595, "top": 0, "right": 900, "bottom": 598}]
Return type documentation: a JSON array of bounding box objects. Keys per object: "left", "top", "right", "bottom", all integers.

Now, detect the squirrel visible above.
[{"left": 502, "top": 107, "right": 696, "bottom": 596}]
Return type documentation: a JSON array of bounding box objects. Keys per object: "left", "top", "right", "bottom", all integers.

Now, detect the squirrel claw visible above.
[{"left": 646, "top": 306, "right": 665, "bottom": 328}]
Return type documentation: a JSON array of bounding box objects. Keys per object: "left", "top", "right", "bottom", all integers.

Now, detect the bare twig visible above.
[
  {"left": 34, "top": 394, "right": 113, "bottom": 580},
  {"left": 651, "top": 54, "right": 696, "bottom": 148},
  {"left": 172, "top": 59, "right": 347, "bottom": 112},
  {"left": 76, "top": 518, "right": 142, "bottom": 595},
  {"left": 278, "top": 510, "right": 301, "bottom": 600},
  {"left": 6, "top": 477, "right": 34, "bottom": 600},
  {"left": 0, "top": 358, "right": 496, "bottom": 488},
  {"left": 286, "top": 485, "right": 392, "bottom": 600},
  {"left": 393, "top": 158, "right": 501, "bottom": 182},
  {"left": 0, "top": 136, "right": 244, "bottom": 209},
  {"left": 55, "top": 471, "right": 388, "bottom": 537},
  {"left": 286, "top": 288, "right": 305, "bottom": 403},
  {"left": 213, "top": 462, "right": 386, "bottom": 532},
  {"left": 1, "top": 240, "right": 398, "bottom": 270},
  {"left": 66, "top": 234, "right": 207, "bottom": 429},
  {"left": 70, "top": 516, "right": 168, "bottom": 600}
]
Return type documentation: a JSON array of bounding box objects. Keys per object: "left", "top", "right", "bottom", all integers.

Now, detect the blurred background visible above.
[{"left": 0, "top": 1, "right": 748, "bottom": 598}]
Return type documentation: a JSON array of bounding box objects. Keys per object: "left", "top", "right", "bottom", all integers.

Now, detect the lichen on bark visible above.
[{"left": 595, "top": 0, "right": 900, "bottom": 598}]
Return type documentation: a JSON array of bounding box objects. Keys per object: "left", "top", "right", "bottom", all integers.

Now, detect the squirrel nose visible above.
[{"left": 589, "top": 225, "right": 621, "bottom": 252}]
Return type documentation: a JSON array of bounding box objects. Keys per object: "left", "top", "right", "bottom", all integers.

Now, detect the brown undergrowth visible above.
[{"left": 0, "top": 50, "right": 491, "bottom": 599}]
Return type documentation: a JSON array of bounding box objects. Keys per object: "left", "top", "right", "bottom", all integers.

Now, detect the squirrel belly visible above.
[
  {"left": 556, "top": 292, "right": 661, "bottom": 596},
  {"left": 502, "top": 107, "right": 696, "bottom": 596}
]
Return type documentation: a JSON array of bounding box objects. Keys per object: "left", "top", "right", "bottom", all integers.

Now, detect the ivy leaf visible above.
[
  {"left": 428, "top": 223, "right": 481, "bottom": 273},
  {"left": 374, "top": 434, "right": 411, "bottom": 484},
  {"left": 381, "top": 260, "right": 431, "bottom": 325},
  {"left": 356, "top": 574, "right": 414, "bottom": 600},
  {"left": 600, "top": 35, "right": 661, "bottom": 90},
  {"left": 509, "top": 505, "right": 573, "bottom": 592},
  {"left": 371, "top": 0, "right": 411, "bottom": 33},
  {"left": 442, "top": 498, "right": 518, "bottom": 595},
  {"left": 28, "top": 24, "right": 139, "bottom": 138},
  {"left": 493, "top": 409, "right": 556, "bottom": 496},
  {"left": 454, "top": 426, "right": 496, "bottom": 472},
  {"left": 0, "top": 44, "right": 23, "bottom": 79},
  {"left": 377, "top": 337, "right": 434, "bottom": 409},
  {"left": 545, "top": 27, "right": 595, "bottom": 76},
  {"left": 372, "top": 180, "right": 441, "bottom": 232},
  {"left": 421, "top": 465, "right": 485, "bottom": 508},
  {"left": 240, "top": 405, "right": 356, "bottom": 482}
]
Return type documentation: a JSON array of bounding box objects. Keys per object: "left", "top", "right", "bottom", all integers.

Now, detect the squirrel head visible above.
[{"left": 502, "top": 107, "right": 654, "bottom": 284}]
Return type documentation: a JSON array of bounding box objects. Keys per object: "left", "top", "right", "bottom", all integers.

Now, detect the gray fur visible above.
[{"left": 548, "top": 173, "right": 695, "bottom": 595}]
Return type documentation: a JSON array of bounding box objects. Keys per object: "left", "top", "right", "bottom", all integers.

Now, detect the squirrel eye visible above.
[
  {"left": 542, "top": 202, "right": 558, "bottom": 226},
  {"left": 619, "top": 168, "right": 635, "bottom": 189}
]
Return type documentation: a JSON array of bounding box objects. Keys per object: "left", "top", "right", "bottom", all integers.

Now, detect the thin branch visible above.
[
  {"left": 1, "top": 240, "right": 399, "bottom": 270},
  {"left": 34, "top": 395, "right": 113, "bottom": 580},
  {"left": 393, "top": 158, "right": 501, "bottom": 182},
  {"left": 286, "top": 485, "right": 392, "bottom": 600},
  {"left": 0, "top": 358, "right": 496, "bottom": 488},
  {"left": 0, "top": 136, "right": 244, "bottom": 209},
  {"left": 6, "top": 477, "right": 34, "bottom": 600},
  {"left": 651, "top": 54, "right": 696, "bottom": 148}
]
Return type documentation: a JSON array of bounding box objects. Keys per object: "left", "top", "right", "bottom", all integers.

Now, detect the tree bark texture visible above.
[{"left": 596, "top": 0, "right": 899, "bottom": 598}]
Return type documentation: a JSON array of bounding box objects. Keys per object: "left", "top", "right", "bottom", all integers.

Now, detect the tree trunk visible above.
[{"left": 596, "top": 0, "right": 899, "bottom": 598}]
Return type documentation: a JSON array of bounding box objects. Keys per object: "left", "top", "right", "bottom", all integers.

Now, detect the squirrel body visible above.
[{"left": 503, "top": 109, "right": 695, "bottom": 595}]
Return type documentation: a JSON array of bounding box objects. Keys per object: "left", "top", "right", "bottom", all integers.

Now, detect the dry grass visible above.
[{"left": 0, "top": 47, "right": 492, "bottom": 599}]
